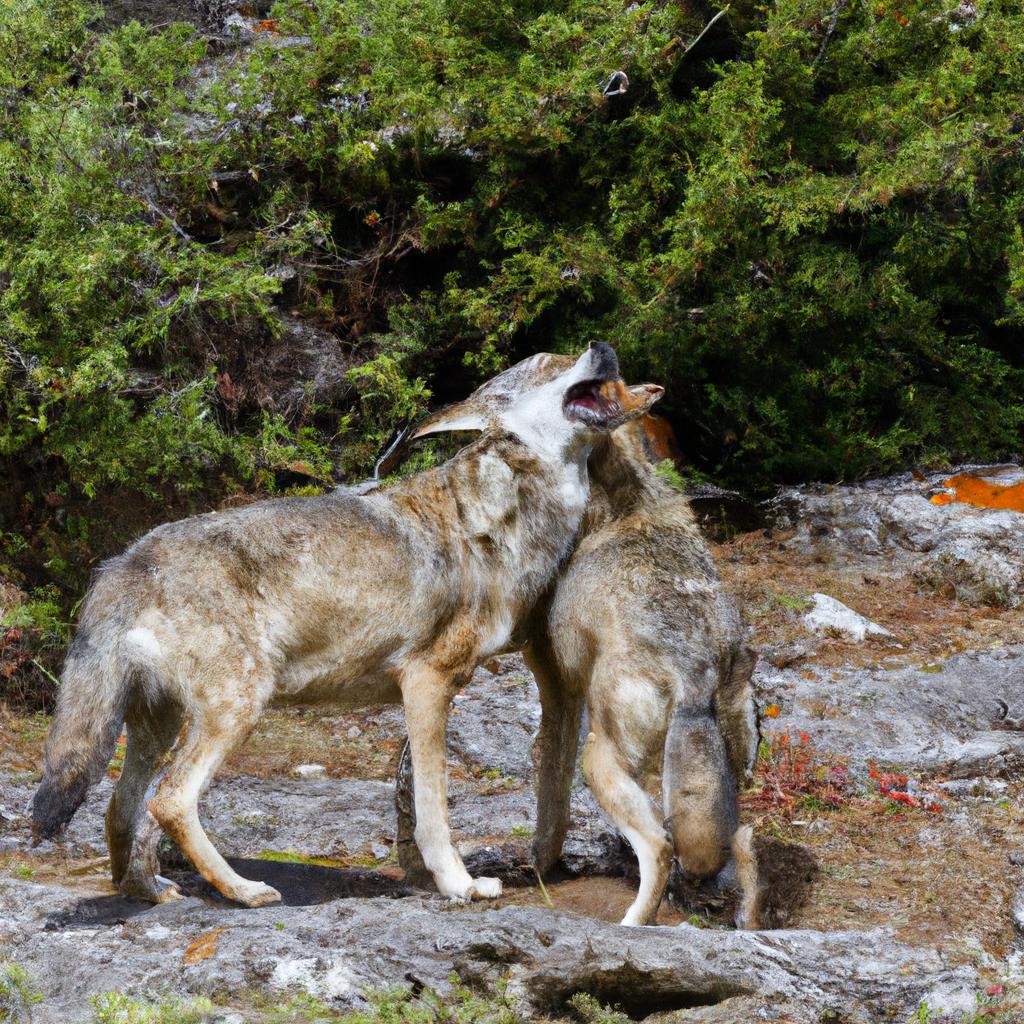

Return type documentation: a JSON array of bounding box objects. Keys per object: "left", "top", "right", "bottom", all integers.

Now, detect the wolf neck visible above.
[
  {"left": 589, "top": 431, "right": 672, "bottom": 515},
  {"left": 384, "top": 430, "right": 589, "bottom": 574}
]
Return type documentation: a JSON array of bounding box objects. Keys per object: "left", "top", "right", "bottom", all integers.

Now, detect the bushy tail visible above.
[{"left": 32, "top": 618, "right": 132, "bottom": 841}]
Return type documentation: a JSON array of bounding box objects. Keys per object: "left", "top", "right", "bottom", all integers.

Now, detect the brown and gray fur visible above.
[
  {"left": 396, "top": 357, "right": 759, "bottom": 927},
  {"left": 32, "top": 345, "right": 662, "bottom": 908}
]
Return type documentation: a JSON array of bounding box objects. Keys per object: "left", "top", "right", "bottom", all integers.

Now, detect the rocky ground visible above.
[{"left": 2, "top": 464, "right": 1024, "bottom": 1023}]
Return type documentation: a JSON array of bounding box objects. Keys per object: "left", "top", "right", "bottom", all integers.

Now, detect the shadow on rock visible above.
[
  {"left": 754, "top": 836, "right": 819, "bottom": 928},
  {"left": 662, "top": 835, "right": 818, "bottom": 928},
  {"left": 44, "top": 895, "right": 155, "bottom": 931},
  {"left": 43, "top": 860, "right": 417, "bottom": 929},
  {"left": 169, "top": 857, "right": 416, "bottom": 907}
]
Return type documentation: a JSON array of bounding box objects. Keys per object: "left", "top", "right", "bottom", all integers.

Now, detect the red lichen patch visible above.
[
  {"left": 744, "top": 731, "right": 854, "bottom": 815},
  {"left": 931, "top": 471, "right": 1024, "bottom": 513}
]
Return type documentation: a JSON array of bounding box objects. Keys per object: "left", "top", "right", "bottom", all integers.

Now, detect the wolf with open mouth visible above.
[{"left": 33, "top": 344, "right": 661, "bottom": 908}]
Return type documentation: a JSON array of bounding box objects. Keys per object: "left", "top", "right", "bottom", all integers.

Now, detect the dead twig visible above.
[{"left": 814, "top": 0, "right": 851, "bottom": 67}]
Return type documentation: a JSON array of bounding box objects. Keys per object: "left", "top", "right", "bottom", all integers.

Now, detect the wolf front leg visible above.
[
  {"left": 400, "top": 664, "right": 502, "bottom": 901},
  {"left": 525, "top": 641, "right": 584, "bottom": 875}
]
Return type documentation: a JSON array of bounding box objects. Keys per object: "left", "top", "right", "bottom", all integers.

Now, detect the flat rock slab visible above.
[
  {"left": 770, "top": 463, "right": 1024, "bottom": 606},
  {"left": 1, "top": 878, "right": 978, "bottom": 1024},
  {"left": 755, "top": 645, "right": 1024, "bottom": 777}
]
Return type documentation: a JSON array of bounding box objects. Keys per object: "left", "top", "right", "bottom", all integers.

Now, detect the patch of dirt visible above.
[
  {"left": 739, "top": 796, "right": 1023, "bottom": 959},
  {"left": 714, "top": 529, "right": 1024, "bottom": 669},
  {"left": 488, "top": 875, "right": 690, "bottom": 927},
  {"left": 223, "top": 707, "right": 404, "bottom": 781},
  {"left": 0, "top": 707, "right": 49, "bottom": 772}
]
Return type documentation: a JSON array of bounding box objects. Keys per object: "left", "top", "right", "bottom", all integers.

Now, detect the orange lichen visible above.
[{"left": 930, "top": 472, "right": 1024, "bottom": 513}]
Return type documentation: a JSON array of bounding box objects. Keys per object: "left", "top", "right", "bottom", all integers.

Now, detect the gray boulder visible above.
[{"left": 769, "top": 464, "right": 1024, "bottom": 607}]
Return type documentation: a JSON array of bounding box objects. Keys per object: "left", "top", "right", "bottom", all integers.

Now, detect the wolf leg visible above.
[
  {"left": 148, "top": 690, "right": 278, "bottom": 908},
  {"left": 582, "top": 728, "right": 672, "bottom": 926},
  {"left": 105, "top": 697, "right": 183, "bottom": 903},
  {"left": 526, "top": 642, "right": 584, "bottom": 875},
  {"left": 401, "top": 664, "right": 501, "bottom": 901}
]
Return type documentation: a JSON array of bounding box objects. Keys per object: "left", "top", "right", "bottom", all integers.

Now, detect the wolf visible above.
[
  {"left": 32, "top": 344, "right": 663, "bottom": 907},
  {"left": 395, "top": 355, "right": 759, "bottom": 927}
]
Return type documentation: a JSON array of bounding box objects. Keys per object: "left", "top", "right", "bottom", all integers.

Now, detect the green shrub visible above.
[
  {"left": 2, "top": 0, "right": 1023, "bottom": 700},
  {"left": 0, "top": 962, "right": 43, "bottom": 1023}
]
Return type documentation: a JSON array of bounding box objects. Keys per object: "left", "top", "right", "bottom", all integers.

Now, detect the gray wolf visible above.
[
  {"left": 32, "top": 344, "right": 662, "bottom": 907},
  {"left": 396, "top": 356, "right": 759, "bottom": 926}
]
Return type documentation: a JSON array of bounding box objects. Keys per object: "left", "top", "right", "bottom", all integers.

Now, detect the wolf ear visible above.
[{"left": 409, "top": 401, "right": 490, "bottom": 440}]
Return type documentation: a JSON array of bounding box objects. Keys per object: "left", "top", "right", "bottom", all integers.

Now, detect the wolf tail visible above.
[{"left": 32, "top": 572, "right": 139, "bottom": 840}]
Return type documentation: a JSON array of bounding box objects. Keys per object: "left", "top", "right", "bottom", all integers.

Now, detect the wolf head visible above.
[{"left": 411, "top": 345, "right": 663, "bottom": 456}]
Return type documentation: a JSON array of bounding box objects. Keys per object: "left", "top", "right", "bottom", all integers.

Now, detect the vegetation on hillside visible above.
[{"left": 1, "top": 0, "right": 1022, "bottom": 698}]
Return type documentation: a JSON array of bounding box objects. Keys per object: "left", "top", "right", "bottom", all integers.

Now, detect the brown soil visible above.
[
  {"left": 747, "top": 799, "right": 1023, "bottom": 960},
  {"left": 713, "top": 528, "right": 1024, "bottom": 670},
  {"left": 222, "top": 707, "right": 405, "bottom": 781},
  {"left": 490, "top": 875, "right": 689, "bottom": 926}
]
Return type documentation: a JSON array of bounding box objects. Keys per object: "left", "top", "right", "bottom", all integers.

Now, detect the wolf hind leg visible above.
[
  {"left": 582, "top": 728, "right": 672, "bottom": 927},
  {"left": 526, "top": 641, "right": 584, "bottom": 876},
  {"left": 105, "top": 697, "right": 183, "bottom": 902},
  {"left": 394, "top": 738, "right": 431, "bottom": 887},
  {"left": 148, "top": 680, "right": 278, "bottom": 908}
]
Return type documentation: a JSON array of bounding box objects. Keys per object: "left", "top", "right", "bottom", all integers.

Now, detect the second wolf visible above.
[{"left": 397, "top": 355, "right": 760, "bottom": 927}]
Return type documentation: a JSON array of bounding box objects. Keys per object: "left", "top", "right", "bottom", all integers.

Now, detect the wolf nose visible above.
[{"left": 588, "top": 342, "right": 619, "bottom": 379}]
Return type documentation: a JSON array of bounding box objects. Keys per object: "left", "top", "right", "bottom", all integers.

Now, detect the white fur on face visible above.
[{"left": 499, "top": 348, "right": 604, "bottom": 460}]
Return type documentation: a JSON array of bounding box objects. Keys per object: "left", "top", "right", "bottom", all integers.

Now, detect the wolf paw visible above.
[
  {"left": 231, "top": 880, "right": 282, "bottom": 908},
  {"left": 469, "top": 876, "right": 502, "bottom": 900}
]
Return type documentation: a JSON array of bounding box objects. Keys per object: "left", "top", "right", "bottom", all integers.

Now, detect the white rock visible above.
[
  {"left": 804, "top": 593, "right": 893, "bottom": 642},
  {"left": 292, "top": 763, "right": 326, "bottom": 778}
]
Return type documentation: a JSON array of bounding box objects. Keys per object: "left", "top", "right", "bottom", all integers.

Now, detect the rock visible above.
[
  {"left": 685, "top": 484, "right": 762, "bottom": 541},
  {"left": 1, "top": 878, "right": 977, "bottom": 1024},
  {"left": 292, "top": 764, "right": 326, "bottom": 778},
  {"left": 446, "top": 658, "right": 540, "bottom": 781},
  {"left": 803, "top": 593, "right": 893, "bottom": 642},
  {"left": 768, "top": 464, "right": 1024, "bottom": 607},
  {"left": 755, "top": 645, "right": 1024, "bottom": 777}
]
